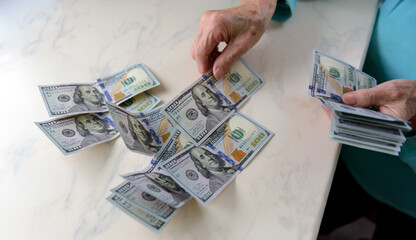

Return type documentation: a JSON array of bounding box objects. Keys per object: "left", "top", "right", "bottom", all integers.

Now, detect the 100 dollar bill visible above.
[
  {"left": 309, "top": 50, "right": 376, "bottom": 101},
  {"left": 35, "top": 113, "right": 119, "bottom": 155},
  {"left": 111, "top": 181, "right": 177, "bottom": 221},
  {"left": 164, "top": 58, "right": 265, "bottom": 146},
  {"left": 106, "top": 102, "right": 174, "bottom": 156},
  {"left": 39, "top": 83, "right": 108, "bottom": 117},
  {"left": 107, "top": 193, "right": 167, "bottom": 234},
  {"left": 317, "top": 98, "right": 411, "bottom": 130},
  {"left": 161, "top": 112, "right": 273, "bottom": 205},
  {"left": 97, "top": 64, "right": 160, "bottom": 104},
  {"left": 119, "top": 92, "right": 161, "bottom": 113},
  {"left": 122, "top": 163, "right": 192, "bottom": 208},
  {"left": 39, "top": 64, "right": 160, "bottom": 117}
]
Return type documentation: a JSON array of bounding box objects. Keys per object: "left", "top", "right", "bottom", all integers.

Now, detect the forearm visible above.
[{"left": 239, "top": 0, "right": 277, "bottom": 29}]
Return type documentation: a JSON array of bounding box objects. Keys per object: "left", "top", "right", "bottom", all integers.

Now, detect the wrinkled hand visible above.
[
  {"left": 191, "top": 0, "right": 276, "bottom": 79},
  {"left": 342, "top": 79, "right": 416, "bottom": 129}
]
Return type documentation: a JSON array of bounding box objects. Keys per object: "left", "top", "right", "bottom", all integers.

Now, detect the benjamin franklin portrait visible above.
[
  {"left": 192, "top": 85, "right": 232, "bottom": 131},
  {"left": 189, "top": 147, "right": 236, "bottom": 193},
  {"left": 146, "top": 172, "right": 190, "bottom": 205},
  {"left": 74, "top": 114, "right": 117, "bottom": 148},
  {"left": 68, "top": 85, "right": 106, "bottom": 113},
  {"left": 127, "top": 115, "right": 160, "bottom": 154}
]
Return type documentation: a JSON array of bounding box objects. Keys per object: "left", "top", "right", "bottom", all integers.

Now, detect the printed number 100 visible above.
[{"left": 251, "top": 132, "right": 265, "bottom": 147}]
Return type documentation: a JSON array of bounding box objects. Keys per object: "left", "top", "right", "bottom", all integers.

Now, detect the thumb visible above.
[{"left": 342, "top": 87, "right": 385, "bottom": 108}]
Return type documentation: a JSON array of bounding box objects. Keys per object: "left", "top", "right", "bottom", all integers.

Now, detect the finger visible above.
[
  {"left": 212, "top": 37, "right": 250, "bottom": 79},
  {"left": 192, "top": 29, "right": 224, "bottom": 74},
  {"left": 190, "top": 35, "right": 211, "bottom": 74},
  {"left": 342, "top": 86, "right": 387, "bottom": 108}
]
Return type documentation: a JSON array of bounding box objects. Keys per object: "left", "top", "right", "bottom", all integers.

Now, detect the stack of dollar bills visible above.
[
  {"left": 106, "top": 58, "right": 274, "bottom": 233},
  {"left": 309, "top": 49, "right": 411, "bottom": 156},
  {"left": 36, "top": 64, "right": 162, "bottom": 154}
]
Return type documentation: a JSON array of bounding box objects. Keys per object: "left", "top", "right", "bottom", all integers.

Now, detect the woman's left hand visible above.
[{"left": 342, "top": 79, "right": 416, "bottom": 130}]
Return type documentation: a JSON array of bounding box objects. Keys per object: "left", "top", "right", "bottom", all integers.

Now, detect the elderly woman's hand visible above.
[
  {"left": 191, "top": 0, "right": 277, "bottom": 79},
  {"left": 342, "top": 79, "right": 416, "bottom": 129}
]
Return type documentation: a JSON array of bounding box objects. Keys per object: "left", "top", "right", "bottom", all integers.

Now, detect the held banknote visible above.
[
  {"left": 107, "top": 193, "right": 167, "bottom": 234},
  {"left": 161, "top": 112, "right": 273, "bottom": 205},
  {"left": 111, "top": 181, "right": 177, "bottom": 221},
  {"left": 164, "top": 58, "right": 265, "bottom": 146},
  {"left": 122, "top": 163, "right": 192, "bottom": 208},
  {"left": 318, "top": 98, "right": 411, "bottom": 130},
  {"left": 35, "top": 113, "right": 119, "bottom": 155},
  {"left": 309, "top": 49, "right": 376, "bottom": 102},
  {"left": 97, "top": 64, "right": 160, "bottom": 104},
  {"left": 106, "top": 102, "right": 174, "bottom": 155},
  {"left": 332, "top": 112, "right": 406, "bottom": 143},
  {"left": 119, "top": 92, "right": 161, "bottom": 113},
  {"left": 329, "top": 119, "right": 401, "bottom": 156}
]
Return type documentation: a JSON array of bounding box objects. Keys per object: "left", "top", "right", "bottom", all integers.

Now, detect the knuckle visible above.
[
  {"left": 201, "top": 11, "right": 212, "bottom": 22},
  {"left": 385, "top": 83, "right": 402, "bottom": 99},
  {"left": 360, "top": 89, "right": 374, "bottom": 105},
  {"left": 239, "top": 36, "right": 252, "bottom": 51},
  {"left": 388, "top": 89, "right": 401, "bottom": 100},
  {"left": 208, "top": 11, "right": 226, "bottom": 27},
  {"left": 194, "top": 45, "right": 205, "bottom": 58},
  {"left": 222, "top": 53, "right": 237, "bottom": 68}
]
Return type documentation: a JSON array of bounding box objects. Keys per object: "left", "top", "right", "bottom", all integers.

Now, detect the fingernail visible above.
[{"left": 343, "top": 92, "right": 357, "bottom": 105}]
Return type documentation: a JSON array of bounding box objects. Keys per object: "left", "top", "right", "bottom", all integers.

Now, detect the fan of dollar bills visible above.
[
  {"left": 36, "top": 59, "right": 274, "bottom": 233},
  {"left": 309, "top": 50, "right": 411, "bottom": 156}
]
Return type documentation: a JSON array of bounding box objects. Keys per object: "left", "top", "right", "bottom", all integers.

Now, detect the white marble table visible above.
[{"left": 0, "top": 0, "right": 378, "bottom": 239}]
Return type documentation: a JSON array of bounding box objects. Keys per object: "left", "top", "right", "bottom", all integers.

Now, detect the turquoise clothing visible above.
[
  {"left": 272, "top": 0, "right": 297, "bottom": 22},
  {"left": 273, "top": 0, "right": 416, "bottom": 218},
  {"left": 341, "top": 0, "right": 416, "bottom": 218}
]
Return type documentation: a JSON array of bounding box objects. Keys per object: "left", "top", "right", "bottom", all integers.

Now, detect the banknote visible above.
[
  {"left": 330, "top": 120, "right": 400, "bottom": 156},
  {"left": 356, "top": 70, "right": 377, "bottom": 90},
  {"left": 35, "top": 113, "right": 119, "bottom": 155},
  {"left": 122, "top": 163, "right": 192, "bottom": 208},
  {"left": 309, "top": 49, "right": 377, "bottom": 102},
  {"left": 39, "top": 64, "right": 160, "bottom": 117},
  {"left": 164, "top": 58, "right": 265, "bottom": 145},
  {"left": 161, "top": 112, "right": 273, "bottom": 205},
  {"left": 332, "top": 112, "right": 406, "bottom": 142},
  {"left": 160, "top": 145, "right": 240, "bottom": 206},
  {"left": 111, "top": 181, "right": 177, "bottom": 221},
  {"left": 135, "top": 104, "right": 175, "bottom": 144},
  {"left": 107, "top": 193, "right": 167, "bottom": 233},
  {"left": 334, "top": 125, "right": 403, "bottom": 146},
  {"left": 97, "top": 64, "right": 160, "bottom": 105},
  {"left": 39, "top": 82, "right": 108, "bottom": 117},
  {"left": 318, "top": 98, "right": 411, "bottom": 130},
  {"left": 202, "top": 111, "right": 274, "bottom": 168},
  {"left": 150, "top": 128, "right": 194, "bottom": 169},
  {"left": 106, "top": 102, "right": 174, "bottom": 155},
  {"left": 119, "top": 92, "right": 161, "bottom": 113}
]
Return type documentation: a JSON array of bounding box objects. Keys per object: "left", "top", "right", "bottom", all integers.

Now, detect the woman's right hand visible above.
[{"left": 191, "top": 0, "right": 277, "bottom": 79}]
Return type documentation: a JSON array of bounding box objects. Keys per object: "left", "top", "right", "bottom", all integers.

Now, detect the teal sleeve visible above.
[
  {"left": 271, "top": 0, "right": 297, "bottom": 22},
  {"left": 399, "top": 134, "right": 416, "bottom": 174}
]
